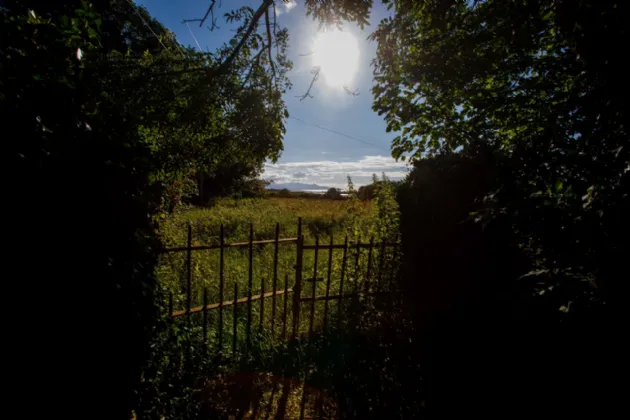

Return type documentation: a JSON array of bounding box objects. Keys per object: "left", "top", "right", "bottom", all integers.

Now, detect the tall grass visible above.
[
  {"left": 156, "top": 180, "right": 399, "bottom": 352},
  {"left": 138, "top": 180, "right": 401, "bottom": 419}
]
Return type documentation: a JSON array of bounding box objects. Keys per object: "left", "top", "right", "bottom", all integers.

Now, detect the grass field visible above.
[{"left": 157, "top": 196, "right": 398, "bottom": 352}]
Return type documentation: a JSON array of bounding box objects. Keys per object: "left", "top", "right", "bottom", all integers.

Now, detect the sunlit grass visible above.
[{"left": 157, "top": 197, "right": 395, "bottom": 352}]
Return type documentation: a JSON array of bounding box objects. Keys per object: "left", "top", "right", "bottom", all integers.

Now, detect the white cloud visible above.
[
  {"left": 276, "top": 0, "right": 297, "bottom": 16},
  {"left": 285, "top": 0, "right": 297, "bottom": 12},
  {"left": 263, "top": 155, "right": 409, "bottom": 188}
]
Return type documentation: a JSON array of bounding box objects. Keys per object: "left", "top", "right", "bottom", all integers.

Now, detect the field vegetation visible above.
[{"left": 157, "top": 176, "right": 399, "bottom": 351}]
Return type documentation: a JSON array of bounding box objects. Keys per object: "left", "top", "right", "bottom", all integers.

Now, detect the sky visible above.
[{"left": 136, "top": 0, "right": 409, "bottom": 188}]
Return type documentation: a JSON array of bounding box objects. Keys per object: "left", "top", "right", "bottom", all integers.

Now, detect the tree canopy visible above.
[
  {"left": 6, "top": 0, "right": 628, "bottom": 416},
  {"left": 3, "top": 1, "right": 291, "bottom": 416},
  {"left": 369, "top": 0, "right": 629, "bottom": 302}
]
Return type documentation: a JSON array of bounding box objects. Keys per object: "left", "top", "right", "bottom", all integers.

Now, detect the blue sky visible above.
[{"left": 137, "top": 0, "right": 409, "bottom": 187}]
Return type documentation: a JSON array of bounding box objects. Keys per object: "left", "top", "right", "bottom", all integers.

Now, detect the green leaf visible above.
[{"left": 88, "top": 27, "right": 98, "bottom": 39}]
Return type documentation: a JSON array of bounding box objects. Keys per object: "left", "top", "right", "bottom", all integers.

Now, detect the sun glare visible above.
[{"left": 312, "top": 30, "right": 360, "bottom": 88}]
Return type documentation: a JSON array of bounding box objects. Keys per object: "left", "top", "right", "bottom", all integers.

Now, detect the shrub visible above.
[{"left": 325, "top": 188, "right": 341, "bottom": 200}]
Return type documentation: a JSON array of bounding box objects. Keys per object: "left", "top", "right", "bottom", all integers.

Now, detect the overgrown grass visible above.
[
  {"left": 157, "top": 192, "right": 398, "bottom": 349},
  {"left": 137, "top": 292, "right": 419, "bottom": 420},
  {"left": 139, "top": 180, "right": 402, "bottom": 419}
]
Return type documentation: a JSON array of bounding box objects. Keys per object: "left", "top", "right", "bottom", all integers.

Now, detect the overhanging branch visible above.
[
  {"left": 210, "top": 0, "right": 273, "bottom": 78},
  {"left": 183, "top": 0, "right": 218, "bottom": 29},
  {"left": 265, "top": 8, "right": 275, "bottom": 78},
  {"left": 297, "top": 66, "right": 321, "bottom": 101}
]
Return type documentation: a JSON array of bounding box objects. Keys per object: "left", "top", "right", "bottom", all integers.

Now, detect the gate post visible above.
[{"left": 292, "top": 218, "right": 303, "bottom": 338}]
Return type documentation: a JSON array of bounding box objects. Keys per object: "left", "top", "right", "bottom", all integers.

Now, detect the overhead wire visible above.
[
  {"left": 289, "top": 116, "right": 389, "bottom": 152},
  {"left": 122, "top": 0, "right": 187, "bottom": 57},
  {"left": 185, "top": 22, "right": 203, "bottom": 52}
]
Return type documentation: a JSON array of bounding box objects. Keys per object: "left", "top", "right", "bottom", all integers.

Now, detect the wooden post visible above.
[
  {"left": 282, "top": 273, "right": 288, "bottom": 341},
  {"left": 292, "top": 218, "right": 303, "bottom": 339},
  {"left": 323, "top": 234, "right": 333, "bottom": 331},
  {"left": 218, "top": 224, "right": 224, "bottom": 353},
  {"left": 186, "top": 224, "right": 192, "bottom": 318},
  {"left": 377, "top": 239, "right": 386, "bottom": 291},
  {"left": 354, "top": 236, "right": 361, "bottom": 292},
  {"left": 259, "top": 277, "right": 265, "bottom": 330},
  {"left": 203, "top": 288, "right": 208, "bottom": 346},
  {"left": 309, "top": 236, "right": 319, "bottom": 336},
  {"left": 233, "top": 283, "right": 238, "bottom": 361},
  {"left": 247, "top": 223, "right": 253, "bottom": 350},
  {"left": 365, "top": 236, "right": 374, "bottom": 294},
  {"left": 271, "top": 223, "right": 279, "bottom": 337},
  {"left": 338, "top": 236, "right": 348, "bottom": 329}
]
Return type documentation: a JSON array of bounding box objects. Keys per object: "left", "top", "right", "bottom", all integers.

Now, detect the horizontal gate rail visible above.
[
  {"left": 171, "top": 288, "right": 293, "bottom": 317},
  {"left": 302, "top": 242, "right": 398, "bottom": 250},
  {"left": 299, "top": 290, "right": 387, "bottom": 303},
  {"left": 162, "top": 237, "right": 298, "bottom": 253}
]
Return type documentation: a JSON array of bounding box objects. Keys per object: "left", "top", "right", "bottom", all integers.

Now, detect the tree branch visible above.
[
  {"left": 210, "top": 0, "right": 273, "bottom": 78},
  {"left": 343, "top": 86, "right": 360, "bottom": 96},
  {"left": 273, "top": 1, "right": 279, "bottom": 58},
  {"left": 297, "top": 67, "right": 321, "bottom": 101},
  {"left": 265, "top": 8, "right": 275, "bottom": 78},
  {"left": 242, "top": 45, "right": 267, "bottom": 87},
  {"left": 183, "top": 0, "right": 218, "bottom": 29}
]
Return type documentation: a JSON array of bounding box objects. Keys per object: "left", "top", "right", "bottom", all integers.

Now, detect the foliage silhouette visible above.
[{"left": 5, "top": 0, "right": 289, "bottom": 417}]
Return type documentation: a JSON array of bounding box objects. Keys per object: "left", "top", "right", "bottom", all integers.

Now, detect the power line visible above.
[
  {"left": 122, "top": 0, "right": 186, "bottom": 57},
  {"left": 185, "top": 22, "right": 203, "bottom": 52},
  {"left": 289, "top": 116, "right": 389, "bottom": 152}
]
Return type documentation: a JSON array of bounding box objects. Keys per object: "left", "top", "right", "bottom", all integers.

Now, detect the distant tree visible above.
[
  {"left": 241, "top": 178, "right": 271, "bottom": 198},
  {"left": 325, "top": 187, "right": 341, "bottom": 200},
  {"left": 357, "top": 184, "right": 375, "bottom": 201},
  {"left": 279, "top": 188, "right": 291, "bottom": 197}
]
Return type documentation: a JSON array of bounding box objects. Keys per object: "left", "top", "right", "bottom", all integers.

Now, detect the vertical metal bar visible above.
[
  {"left": 233, "top": 283, "right": 238, "bottom": 361},
  {"left": 271, "top": 223, "right": 279, "bottom": 337},
  {"left": 354, "top": 236, "right": 361, "bottom": 292},
  {"left": 282, "top": 273, "right": 288, "bottom": 341},
  {"left": 377, "top": 239, "right": 386, "bottom": 291},
  {"left": 365, "top": 236, "right": 374, "bottom": 294},
  {"left": 299, "top": 383, "right": 307, "bottom": 420},
  {"left": 323, "top": 234, "right": 333, "bottom": 331},
  {"left": 309, "top": 236, "right": 319, "bottom": 336},
  {"left": 259, "top": 277, "right": 265, "bottom": 330},
  {"left": 203, "top": 288, "right": 208, "bottom": 346},
  {"left": 292, "top": 218, "right": 303, "bottom": 338},
  {"left": 186, "top": 224, "right": 192, "bottom": 317},
  {"left": 247, "top": 223, "right": 253, "bottom": 350},
  {"left": 389, "top": 236, "right": 401, "bottom": 292},
  {"left": 337, "top": 236, "right": 348, "bottom": 329},
  {"left": 168, "top": 291, "right": 174, "bottom": 344},
  {"left": 316, "top": 389, "right": 324, "bottom": 419},
  {"left": 218, "top": 223, "right": 224, "bottom": 353}
]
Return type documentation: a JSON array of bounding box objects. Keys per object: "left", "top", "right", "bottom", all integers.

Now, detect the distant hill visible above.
[{"left": 267, "top": 182, "right": 329, "bottom": 191}]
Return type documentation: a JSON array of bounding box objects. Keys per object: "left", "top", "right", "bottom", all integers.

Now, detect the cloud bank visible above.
[{"left": 264, "top": 155, "right": 409, "bottom": 188}]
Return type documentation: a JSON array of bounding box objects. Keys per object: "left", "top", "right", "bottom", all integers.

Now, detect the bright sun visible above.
[{"left": 312, "top": 30, "right": 360, "bottom": 88}]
